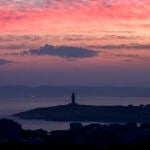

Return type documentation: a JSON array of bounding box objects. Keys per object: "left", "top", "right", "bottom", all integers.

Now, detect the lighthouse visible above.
[{"left": 71, "top": 92, "right": 76, "bottom": 104}]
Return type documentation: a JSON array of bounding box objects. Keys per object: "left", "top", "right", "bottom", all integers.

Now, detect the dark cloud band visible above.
[
  {"left": 88, "top": 44, "right": 150, "bottom": 49},
  {"left": 16, "top": 44, "right": 98, "bottom": 60},
  {"left": 0, "top": 59, "right": 14, "bottom": 65}
]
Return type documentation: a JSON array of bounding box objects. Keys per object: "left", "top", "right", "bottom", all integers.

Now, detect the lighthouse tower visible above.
[{"left": 71, "top": 92, "right": 76, "bottom": 104}]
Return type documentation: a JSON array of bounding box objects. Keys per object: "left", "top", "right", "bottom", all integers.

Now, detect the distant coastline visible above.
[{"left": 14, "top": 103, "right": 150, "bottom": 123}]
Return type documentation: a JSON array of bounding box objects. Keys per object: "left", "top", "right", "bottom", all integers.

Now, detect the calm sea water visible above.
[{"left": 0, "top": 96, "right": 150, "bottom": 131}]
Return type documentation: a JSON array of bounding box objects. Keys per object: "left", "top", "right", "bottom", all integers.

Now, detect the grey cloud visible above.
[
  {"left": 63, "top": 34, "right": 136, "bottom": 42},
  {"left": 88, "top": 44, "right": 150, "bottom": 49},
  {"left": 0, "top": 0, "right": 123, "bottom": 10},
  {"left": 0, "top": 35, "right": 44, "bottom": 50},
  {"left": 112, "top": 54, "right": 139, "bottom": 58},
  {"left": 0, "top": 0, "right": 147, "bottom": 11},
  {"left": 100, "top": 35, "right": 141, "bottom": 41},
  {"left": 101, "top": 51, "right": 150, "bottom": 61},
  {"left": 0, "top": 44, "right": 35, "bottom": 50},
  {"left": 100, "top": 30, "right": 134, "bottom": 34},
  {"left": 63, "top": 34, "right": 100, "bottom": 41},
  {"left": 0, "top": 35, "right": 41, "bottom": 42},
  {"left": 0, "top": 59, "right": 14, "bottom": 65},
  {"left": 17, "top": 44, "right": 98, "bottom": 60}
]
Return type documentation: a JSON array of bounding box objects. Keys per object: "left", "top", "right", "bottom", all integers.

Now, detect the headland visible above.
[{"left": 14, "top": 93, "right": 150, "bottom": 122}]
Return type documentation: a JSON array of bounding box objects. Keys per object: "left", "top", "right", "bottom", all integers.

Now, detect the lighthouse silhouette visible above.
[{"left": 71, "top": 92, "right": 76, "bottom": 104}]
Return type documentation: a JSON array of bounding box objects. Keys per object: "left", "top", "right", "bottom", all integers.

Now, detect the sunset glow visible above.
[{"left": 0, "top": 0, "right": 150, "bottom": 86}]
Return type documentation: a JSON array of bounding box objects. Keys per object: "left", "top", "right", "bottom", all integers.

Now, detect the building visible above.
[{"left": 71, "top": 92, "right": 76, "bottom": 104}]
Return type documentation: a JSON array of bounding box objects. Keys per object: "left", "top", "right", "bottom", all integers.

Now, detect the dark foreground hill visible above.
[
  {"left": 2, "top": 118, "right": 150, "bottom": 150},
  {"left": 14, "top": 103, "right": 150, "bottom": 122}
]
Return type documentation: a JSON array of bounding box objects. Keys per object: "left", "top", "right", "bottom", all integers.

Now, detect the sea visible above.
[{"left": 0, "top": 96, "right": 150, "bottom": 131}]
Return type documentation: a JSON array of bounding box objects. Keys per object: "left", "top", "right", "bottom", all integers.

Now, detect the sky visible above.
[{"left": 0, "top": 0, "right": 150, "bottom": 86}]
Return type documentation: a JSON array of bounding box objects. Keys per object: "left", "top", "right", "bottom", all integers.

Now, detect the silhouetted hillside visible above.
[{"left": 14, "top": 103, "right": 150, "bottom": 122}]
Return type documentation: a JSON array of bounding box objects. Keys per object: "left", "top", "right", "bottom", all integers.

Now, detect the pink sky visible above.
[{"left": 0, "top": 0, "right": 150, "bottom": 86}]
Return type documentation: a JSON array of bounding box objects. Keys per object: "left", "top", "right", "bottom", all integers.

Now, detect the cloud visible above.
[
  {"left": 0, "top": 35, "right": 46, "bottom": 50},
  {"left": 0, "top": 0, "right": 150, "bottom": 35},
  {"left": 0, "top": 59, "right": 14, "bottom": 65},
  {"left": 0, "top": 0, "right": 150, "bottom": 18},
  {"left": 109, "top": 53, "right": 150, "bottom": 61},
  {"left": 0, "top": 44, "right": 35, "bottom": 50},
  {"left": 0, "top": 0, "right": 148, "bottom": 10},
  {"left": 0, "top": 35, "right": 41, "bottom": 42},
  {"left": 112, "top": 53, "right": 139, "bottom": 58},
  {"left": 101, "top": 35, "right": 140, "bottom": 40},
  {"left": 14, "top": 44, "right": 98, "bottom": 60},
  {"left": 88, "top": 43, "right": 150, "bottom": 50},
  {"left": 100, "top": 50, "right": 150, "bottom": 62}
]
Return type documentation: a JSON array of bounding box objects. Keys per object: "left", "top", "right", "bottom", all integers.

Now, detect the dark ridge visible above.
[{"left": 14, "top": 103, "right": 150, "bottom": 122}]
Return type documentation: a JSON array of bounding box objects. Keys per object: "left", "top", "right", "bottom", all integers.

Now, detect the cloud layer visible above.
[
  {"left": 0, "top": 0, "right": 149, "bottom": 10},
  {"left": 0, "top": 59, "right": 13, "bottom": 65},
  {"left": 16, "top": 44, "right": 98, "bottom": 60},
  {"left": 0, "top": 0, "right": 150, "bottom": 42},
  {"left": 88, "top": 44, "right": 150, "bottom": 50}
]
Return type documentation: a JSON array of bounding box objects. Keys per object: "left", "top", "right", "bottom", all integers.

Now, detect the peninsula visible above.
[{"left": 14, "top": 93, "right": 150, "bottom": 122}]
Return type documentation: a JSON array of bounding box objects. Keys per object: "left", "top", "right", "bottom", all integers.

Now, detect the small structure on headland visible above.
[
  {"left": 71, "top": 92, "right": 76, "bottom": 104},
  {"left": 15, "top": 93, "right": 150, "bottom": 123}
]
